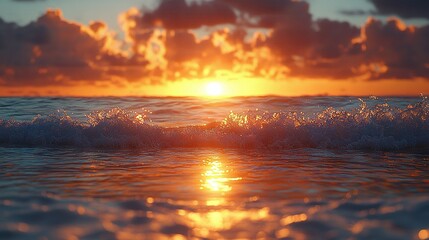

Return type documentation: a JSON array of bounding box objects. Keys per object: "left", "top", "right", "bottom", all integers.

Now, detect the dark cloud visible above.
[
  {"left": 370, "top": 0, "right": 429, "bottom": 19},
  {"left": 0, "top": 17, "right": 47, "bottom": 67},
  {"left": 264, "top": 2, "right": 314, "bottom": 57},
  {"left": 141, "top": 0, "right": 236, "bottom": 29},
  {"left": 280, "top": 17, "right": 429, "bottom": 80},
  {"left": 217, "top": 0, "right": 429, "bottom": 80},
  {"left": 314, "top": 19, "right": 360, "bottom": 59},
  {"left": 234, "top": 1, "right": 362, "bottom": 79},
  {"left": 360, "top": 18, "right": 429, "bottom": 79},
  {"left": 265, "top": 18, "right": 362, "bottom": 80}
]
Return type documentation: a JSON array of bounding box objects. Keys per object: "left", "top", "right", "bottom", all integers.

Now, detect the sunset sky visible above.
[{"left": 0, "top": 0, "right": 428, "bottom": 96}]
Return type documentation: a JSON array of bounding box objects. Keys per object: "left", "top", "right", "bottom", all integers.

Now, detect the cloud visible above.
[
  {"left": 223, "top": 0, "right": 362, "bottom": 79},
  {"left": 223, "top": 0, "right": 428, "bottom": 80},
  {"left": 370, "top": 0, "right": 429, "bottom": 19},
  {"left": 0, "top": 9, "right": 130, "bottom": 86},
  {"left": 263, "top": 2, "right": 314, "bottom": 56},
  {"left": 315, "top": 19, "right": 360, "bottom": 59},
  {"left": 119, "top": 6, "right": 284, "bottom": 81},
  {"left": 141, "top": 0, "right": 236, "bottom": 29},
  {"left": 357, "top": 18, "right": 429, "bottom": 79},
  {"left": 147, "top": 0, "right": 333, "bottom": 79}
]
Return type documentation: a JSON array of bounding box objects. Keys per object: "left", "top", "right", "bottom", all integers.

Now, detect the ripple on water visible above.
[{"left": 1, "top": 194, "right": 429, "bottom": 239}]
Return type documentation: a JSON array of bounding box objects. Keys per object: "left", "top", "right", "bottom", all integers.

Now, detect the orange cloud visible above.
[{"left": 0, "top": 9, "right": 130, "bottom": 86}]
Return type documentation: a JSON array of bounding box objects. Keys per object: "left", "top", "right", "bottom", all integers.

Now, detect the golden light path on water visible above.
[
  {"left": 184, "top": 155, "right": 264, "bottom": 237},
  {"left": 200, "top": 156, "right": 241, "bottom": 193},
  {"left": 90, "top": 154, "right": 309, "bottom": 239},
  {"left": 172, "top": 155, "right": 308, "bottom": 238},
  {"left": 176, "top": 156, "right": 262, "bottom": 238}
]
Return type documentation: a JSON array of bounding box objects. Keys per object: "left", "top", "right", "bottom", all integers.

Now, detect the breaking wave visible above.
[{"left": 1, "top": 98, "right": 428, "bottom": 150}]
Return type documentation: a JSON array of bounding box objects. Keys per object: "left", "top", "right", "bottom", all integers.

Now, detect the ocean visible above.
[{"left": 0, "top": 96, "right": 428, "bottom": 240}]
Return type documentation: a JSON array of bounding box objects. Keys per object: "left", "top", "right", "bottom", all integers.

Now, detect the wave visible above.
[{"left": 1, "top": 98, "right": 428, "bottom": 150}]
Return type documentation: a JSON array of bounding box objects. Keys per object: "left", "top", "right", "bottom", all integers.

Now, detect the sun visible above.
[{"left": 205, "top": 82, "right": 224, "bottom": 96}]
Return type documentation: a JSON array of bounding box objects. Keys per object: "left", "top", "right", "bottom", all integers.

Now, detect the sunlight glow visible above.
[
  {"left": 185, "top": 208, "right": 269, "bottom": 232},
  {"left": 180, "top": 156, "right": 268, "bottom": 238},
  {"left": 205, "top": 82, "right": 224, "bottom": 96},
  {"left": 200, "top": 157, "right": 241, "bottom": 192}
]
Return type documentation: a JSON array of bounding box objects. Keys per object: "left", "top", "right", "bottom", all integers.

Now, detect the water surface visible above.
[{"left": 1, "top": 96, "right": 428, "bottom": 239}]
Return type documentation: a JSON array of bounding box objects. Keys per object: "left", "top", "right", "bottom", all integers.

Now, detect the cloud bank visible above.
[
  {"left": 1, "top": 0, "right": 429, "bottom": 88},
  {"left": 370, "top": 0, "right": 429, "bottom": 19}
]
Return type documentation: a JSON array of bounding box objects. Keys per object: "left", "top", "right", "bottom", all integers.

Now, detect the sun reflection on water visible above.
[
  {"left": 178, "top": 155, "right": 272, "bottom": 237},
  {"left": 200, "top": 156, "right": 242, "bottom": 193},
  {"left": 186, "top": 207, "right": 270, "bottom": 232}
]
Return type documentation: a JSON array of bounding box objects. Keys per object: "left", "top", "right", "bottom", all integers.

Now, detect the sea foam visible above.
[{"left": 0, "top": 98, "right": 428, "bottom": 150}]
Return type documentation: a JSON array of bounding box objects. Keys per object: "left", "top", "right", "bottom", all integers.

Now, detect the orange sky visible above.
[{"left": 2, "top": 78, "right": 428, "bottom": 97}]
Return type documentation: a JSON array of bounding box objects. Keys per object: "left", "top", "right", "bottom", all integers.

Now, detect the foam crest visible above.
[{"left": 0, "top": 98, "right": 428, "bottom": 150}]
